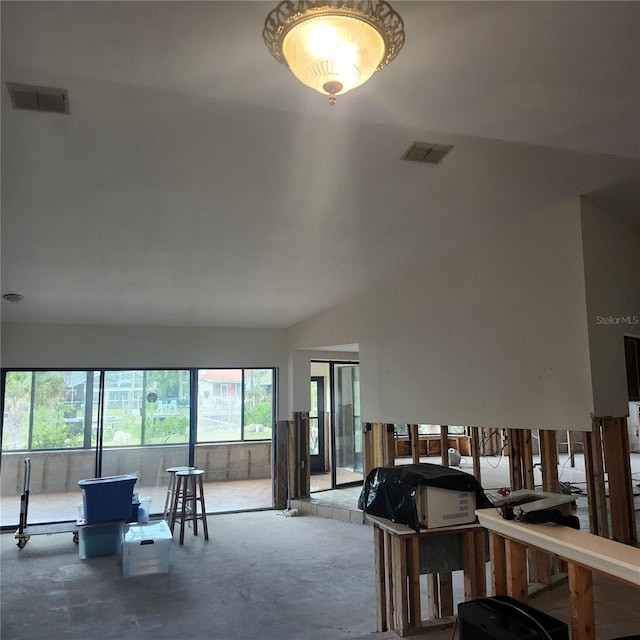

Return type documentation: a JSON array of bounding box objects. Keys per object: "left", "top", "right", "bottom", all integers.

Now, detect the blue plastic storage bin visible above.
[{"left": 78, "top": 475, "right": 137, "bottom": 524}]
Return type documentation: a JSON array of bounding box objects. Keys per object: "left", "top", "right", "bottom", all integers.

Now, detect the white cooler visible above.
[{"left": 122, "top": 521, "right": 172, "bottom": 578}]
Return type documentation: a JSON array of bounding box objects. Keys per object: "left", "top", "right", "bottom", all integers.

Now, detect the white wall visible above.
[
  {"left": 581, "top": 199, "right": 640, "bottom": 417},
  {"left": 0, "top": 323, "right": 291, "bottom": 418},
  {"left": 291, "top": 199, "right": 594, "bottom": 430},
  {"left": 289, "top": 349, "right": 359, "bottom": 413}
]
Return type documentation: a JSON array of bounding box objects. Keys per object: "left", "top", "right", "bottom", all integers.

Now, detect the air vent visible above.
[
  {"left": 402, "top": 141, "right": 452, "bottom": 165},
  {"left": 6, "top": 82, "right": 70, "bottom": 114}
]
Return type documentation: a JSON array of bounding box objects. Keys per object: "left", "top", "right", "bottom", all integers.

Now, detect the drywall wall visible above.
[
  {"left": 290, "top": 198, "right": 594, "bottom": 430},
  {"left": 0, "top": 322, "right": 291, "bottom": 418},
  {"left": 581, "top": 198, "right": 640, "bottom": 417}
]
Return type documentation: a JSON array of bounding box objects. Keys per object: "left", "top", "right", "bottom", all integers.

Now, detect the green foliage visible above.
[
  {"left": 145, "top": 414, "right": 189, "bottom": 444},
  {"left": 244, "top": 400, "right": 273, "bottom": 430},
  {"left": 31, "top": 407, "right": 83, "bottom": 449}
]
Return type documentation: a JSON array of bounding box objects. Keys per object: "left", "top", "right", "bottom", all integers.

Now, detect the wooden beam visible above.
[
  {"left": 470, "top": 426, "right": 481, "bottom": 482},
  {"left": 463, "top": 530, "right": 487, "bottom": 599},
  {"left": 540, "top": 429, "right": 559, "bottom": 492},
  {"left": 567, "top": 430, "right": 576, "bottom": 467},
  {"left": 274, "top": 420, "right": 290, "bottom": 509},
  {"left": 410, "top": 424, "right": 420, "bottom": 465},
  {"left": 602, "top": 416, "right": 636, "bottom": 543},
  {"left": 489, "top": 532, "right": 507, "bottom": 596},
  {"left": 297, "top": 412, "right": 310, "bottom": 497},
  {"left": 440, "top": 425, "right": 449, "bottom": 466},
  {"left": 384, "top": 531, "right": 395, "bottom": 631},
  {"left": 407, "top": 536, "right": 421, "bottom": 627},
  {"left": 426, "top": 574, "right": 440, "bottom": 619},
  {"left": 384, "top": 424, "right": 396, "bottom": 467},
  {"left": 438, "top": 572, "right": 454, "bottom": 617},
  {"left": 505, "top": 538, "right": 528, "bottom": 603},
  {"left": 583, "top": 421, "right": 609, "bottom": 538},
  {"left": 522, "top": 429, "right": 535, "bottom": 490},
  {"left": 507, "top": 429, "right": 523, "bottom": 491},
  {"left": 618, "top": 417, "right": 638, "bottom": 542},
  {"left": 474, "top": 529, "right": 487, "bottom": 597},
  {"left": 568, "top": 562, "right": 595, "bottom": 640},
  {"left": 374, "top": 526, "right": 387, "bottom": 632},
  {"left": 391, "top": 537, "right": 409, "bottom": 633}
]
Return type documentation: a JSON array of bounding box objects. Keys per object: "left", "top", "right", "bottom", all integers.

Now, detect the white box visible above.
[
  {"left": 122, "top": 521, "right": 172, "bottom": 578},
  {"left": 415, "top": 485, "right": 476, "bottom": 529}
]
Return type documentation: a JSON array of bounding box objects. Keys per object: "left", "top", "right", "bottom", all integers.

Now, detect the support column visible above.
[
  {"left": 440, "top": 425, "right": 449, "bottom": 466},
  {"left": 470, "top": 426, "right": 481, "bottom": 482},
  {"left": 601, "top": 416, "right": 636, "bottom": 543},
  {"left": 409, "top": 423, "right": 420, "bottom": 464},
  {"left": 583, "top": 420, "right": 609, "bottom": 538}
]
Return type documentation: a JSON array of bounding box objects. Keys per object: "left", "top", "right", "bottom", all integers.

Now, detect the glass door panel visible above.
[
  {"left": 333, "top": 364, "right": 363, "bottom": 486},
  {"left": 309, "top": 377, "right": 325, "bottom": 473},
  {"left": 1, "top": 370, "right": 100, "bottom": 526},
  {"left": 100, "top": 369, "right": 190, "bottom": 518}
]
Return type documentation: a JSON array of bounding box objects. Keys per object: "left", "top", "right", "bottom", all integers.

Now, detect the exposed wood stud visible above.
[
  {"left": 440, "top": 425, "right": 449, "bottom": 466},
  {"left": 470, "top": 426, "right": 481, "bottom": 482},
  {"left": 568, "top": 563, "right": 595, "bottom": 640},
  {"left": 584, "top": 420, "right": 609, "bottom": 538},
  {"left": 489, "top": 532, "right": 507, "bottom": 596},
  {"left": 374, "top": 526, "right": 387, "bottom": 632},
  {"left": 410, "top": 424, "right": 420, "bottom": 464},
  {"left": 602, "top": 416, "right": 636, "bottom": 543},
  {"left": 439, "top": 571, "right": 454, "bottom": 617},
  {"left": 505, "top": 538, "right": 528, "bottom": 603}
]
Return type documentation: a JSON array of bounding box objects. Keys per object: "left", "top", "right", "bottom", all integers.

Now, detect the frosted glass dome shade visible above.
[{"left": 282, "top": 15, "right": 386, "bottom": 100}]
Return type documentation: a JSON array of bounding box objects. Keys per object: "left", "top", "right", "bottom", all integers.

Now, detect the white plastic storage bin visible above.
[{"left": 122, "top": 521, "right": 172, "bottom": 578}]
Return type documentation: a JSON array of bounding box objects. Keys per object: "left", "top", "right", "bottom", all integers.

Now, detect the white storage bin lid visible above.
[{"left": 124, "top": 521, "right": 172, "bottom": 544}]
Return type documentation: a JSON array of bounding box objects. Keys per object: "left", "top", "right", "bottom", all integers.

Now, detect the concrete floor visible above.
[
  {"left": 2, "top": 453, "right": 639, "bottom": 640},
  {"left": 3, "top": 508, "right": 640, "bottom": 640},
  {"left": 2, "top": 510, "right": 381, "bottom": 640}
]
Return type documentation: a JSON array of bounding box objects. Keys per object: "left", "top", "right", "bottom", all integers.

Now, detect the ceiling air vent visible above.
[
  {"left": 6, "top": 82, "right": 70, "bottom": 114},
  {"left": 402, "top": 141, "right": 452, "bottom": 166}
]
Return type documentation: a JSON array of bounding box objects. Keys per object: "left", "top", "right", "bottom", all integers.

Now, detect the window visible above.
[
  {"left": 2, "top": 367, "right": 274, "bottom": 451},
  {"left": 102, "top": 370, "right": 190, "bottom": 447},
  {"left": 196, "top": 369, "right": 274, "bottom": 443}
]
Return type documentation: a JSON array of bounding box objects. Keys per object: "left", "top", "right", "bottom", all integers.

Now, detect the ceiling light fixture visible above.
[
  {"left": 3, "top": 293, "right": 24, "bottom": 304},
  {"left": 263, "top": 0, "right": 405, "bottom": 105}
]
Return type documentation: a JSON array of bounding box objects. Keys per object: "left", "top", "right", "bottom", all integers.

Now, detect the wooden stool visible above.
[
  {"left": 163, "top": 466, "right": 195, "bottom": 520},
  {"left": 169, "top": 469, "right": 209, "bottom": 544}
]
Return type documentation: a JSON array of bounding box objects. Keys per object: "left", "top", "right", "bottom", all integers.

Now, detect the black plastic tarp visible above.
[{"left": 358, "top": 463, "right": 492, "bottom": 531}]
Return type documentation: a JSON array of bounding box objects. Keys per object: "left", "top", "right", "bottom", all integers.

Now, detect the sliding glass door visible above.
[
  {"left": 332, "top": 363, "right": 363, "bottom": 486},
  {"left": 1, "top": 366, "right": 275, "bottom": 527},
  {"left": 100, "top": 370, "right": 191, "bottom": 516}
]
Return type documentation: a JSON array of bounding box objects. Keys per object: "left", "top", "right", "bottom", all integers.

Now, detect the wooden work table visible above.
[
  {"left": 476, "top": 508, "right": 640, "bottom": 640},
  {"left": 368, "top": 514, "right": 487, "bottom": 637}
]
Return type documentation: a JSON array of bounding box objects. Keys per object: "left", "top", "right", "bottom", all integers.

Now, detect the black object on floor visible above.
[{"left": 458, "top": 595, "right": 569, "bottom": 640}]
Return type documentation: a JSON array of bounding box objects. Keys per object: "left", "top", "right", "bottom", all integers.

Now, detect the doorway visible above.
[
  {"left": 331, "top": 363, "right": 363, "bottom": 487},
  {"left": 309, "top": 360, "right": 362, "bottom": 492}
]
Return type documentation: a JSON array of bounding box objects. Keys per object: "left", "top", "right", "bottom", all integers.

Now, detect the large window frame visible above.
[{"left": 1, "top": 366, "right": 276, "bottom": 453}]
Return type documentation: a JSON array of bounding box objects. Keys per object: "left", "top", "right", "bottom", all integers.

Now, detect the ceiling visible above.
[{"left": 2, "top": 1, "right": 639, "bottom": 329}]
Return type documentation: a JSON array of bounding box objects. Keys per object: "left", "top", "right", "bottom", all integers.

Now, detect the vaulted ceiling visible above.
[{"left": 2, "top": 1, "right": 639, "bottom": 328}]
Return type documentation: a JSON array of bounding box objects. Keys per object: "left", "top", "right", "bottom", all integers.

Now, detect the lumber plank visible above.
[
  {"left": 568, "top": 562, "right": 595, "bottom": 640},
  {"left": 505, "top": 538, "right": 528, "bottom": 602},
  {"left": 489, "top": 532, "right": 507, "bottom": 596},
  {"left": 374, "top": 526, "right": 387, "bottom": 632},
  {"left": 410, "top": 424, "right": 420, "bottom": 464}
]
